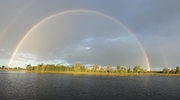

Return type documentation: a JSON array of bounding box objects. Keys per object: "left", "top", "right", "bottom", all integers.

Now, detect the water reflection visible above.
[{"left": 0, "top": 72, "right": 180, "bottom": 100}]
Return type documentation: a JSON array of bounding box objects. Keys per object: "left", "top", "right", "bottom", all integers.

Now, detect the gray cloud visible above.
[
  {"left": 14, "top": 12, "right": 147, "bottom": 68},
  {"left": 126, "top": 0, "right": 180, "bottom": 33},
  {"left": 0, "top": 0, "right": 180, "bottom": 70}
]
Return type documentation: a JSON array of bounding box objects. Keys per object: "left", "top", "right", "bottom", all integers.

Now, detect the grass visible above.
[{"left": 1, "top": 69, "right": 180, "bottom": 76}]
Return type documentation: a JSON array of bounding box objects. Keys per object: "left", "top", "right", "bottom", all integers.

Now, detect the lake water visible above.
[{"left": 0, "top": 71, "right": 180, "bottom": 100}]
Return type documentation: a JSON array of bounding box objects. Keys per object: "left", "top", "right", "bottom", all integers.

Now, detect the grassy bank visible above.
[
  {"left": 1, "top": 70, "right": 180, "bottom": 76},
  {"left": 11, "top": 70, "right": 180, "bottom": 76}
]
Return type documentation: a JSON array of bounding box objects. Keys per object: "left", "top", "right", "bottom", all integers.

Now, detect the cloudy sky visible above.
[{"left": 0, "top": 0, "right": 180, "bottom": 70}]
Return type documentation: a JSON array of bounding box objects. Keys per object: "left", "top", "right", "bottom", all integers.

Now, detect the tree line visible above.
[
  {"left": 25, "top": 62, "right": 149, "bottom": 73},
  {"left": 0, "top": 65, "right": 23, "bottom": 70},
  {"left": 1, "top": 62, "right": 179, "bottom": 74},
  {"left": 162, "top": 66, "right": 180, "bottom": 74}
]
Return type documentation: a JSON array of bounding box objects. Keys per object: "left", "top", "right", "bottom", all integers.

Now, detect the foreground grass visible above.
[{"left": 1, "top": 69, "right": 180, "bottom": 76}]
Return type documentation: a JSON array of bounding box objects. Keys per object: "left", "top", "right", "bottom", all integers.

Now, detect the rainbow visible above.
[
  {"left": 159, "top": 47, "right": 168, "bottom": 68},
  {"left": 8, "top": 9, "right": 151, "bottom": 71}
]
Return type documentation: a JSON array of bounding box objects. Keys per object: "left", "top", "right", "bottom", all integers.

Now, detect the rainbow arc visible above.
[{"left": 8, "top": 9, "right": 151, "bottom": 71}]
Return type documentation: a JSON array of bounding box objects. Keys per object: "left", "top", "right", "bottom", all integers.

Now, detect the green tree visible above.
[
  {"left": 176, "top": 66, "right": 180, "bottom": 74},
  {"left": 143, "top": 69, "right": 148, "bottom": 73},
  {"left": 70, "top": 66, "right": 74, "bottom": 71},
  {"left": 26, "top": 64, "right": 32, "bottom": 71},
  {"left": 133, "top": 65, "right": 141, "bottom": 73},
  {"left": 86, "top": 67, "right": 91, "bottom": 72},
  {"left": 46, "top": 64, "right": 51, "bottom": 71},
  {"left": 117, "top": 66, "right": 121, "bottom": 72},
  {"left": 162, "top": 67, "right": 170, "bottom": 73},
  {"left": 127, "top": 68, "right": 132, "bottom": 73},
  {"left": 99, "top": 67, "right": 106, "bottom": 73},
  {"left": 41, "top": 64, "right": 46, "bottom": 71},
  {"left": 117, "top": 66, "right": 126, "bottom": 73},
  {"left": 170, "top": 68, "right": 176, "bottom": 74},
  {"left": 139, "top": 69, "right": 144, "bottom": 73},
  {"left": 32, "top": 66, "right": 35, "bottom": 70},
  {"left": 80, "top": 66, "right": 86, "bottom": 72},
  {"left": 107, "top": 66, "right": 114, "bottom": 73},
  {"left": 2, "top": 65, "right": 5, "bottom": 69},
  {"left": 35, "top": 64, "right": 40, "bottom": 71},
  {"left": 91, "top": 64, "right": 99, "bottom": 72}
]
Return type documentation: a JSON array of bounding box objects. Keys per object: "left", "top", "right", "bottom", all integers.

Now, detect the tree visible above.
[
  {"left": 2, "top": 65, "right": 5, "bottom": 69},
  {"left": 80, "top": 66, "right": 86, "bottom": 72},
  {"left": 74, "top": 62, "right": 83, "bottom": 72},
  {"left": 26, "top": 64, "right": 32, "bottom": 71},
  {"left": 176, "top": 66, "right": 180, "bottom": 74},
  {"left": 107, "top": 66, "right": 114, "bottom": 73},
  {"left": 143, "top": 69, "right": 148, "bottom": 73},
  {"left": 117, "top": 66, "right": 123, "bottom": 73},
  {"left": 86, "top": 67, "right": 91, "bottom": 72},
  {"left": 170, "top": 68, "right": 176, "bottom": 74},
  {"left": 162, "top": 67, "right": 170, "bottom": 73},
  {"left": 133, "top": 66, "right": 141, "bottom": 73},
  {"left": 56, "top": 64, "right": 61, "bottom": 67},
  {"left": 35, "top": 64, "right": 41, "bottom": 71},
  {"left": 127, "top": 68, "right": 132, "bottom": 73},
  {"left": 91, "top": 64, "right": 99, "bottom": 72},
  {"left": 99, "top": 67, "right": 106, "bottom": 73},
  {"left": 41, "top": 64, "right": 46, "bottom": 71},
  {"left": 46, "top": 64, "right": 52, "bottom": 71},
  {"left": 139, "top": 69, "right": 144, "bottom": 73},
  {"left": 117, "top": 66, "right": 127, "bottom": 73},
  {"left": 117, "top": 66, "right": 121, "bottom": 72}
]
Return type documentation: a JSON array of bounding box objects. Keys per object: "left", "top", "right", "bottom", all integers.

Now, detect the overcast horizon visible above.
[{"left": 0, "top": 0, "right": 180, "bottom": 71}]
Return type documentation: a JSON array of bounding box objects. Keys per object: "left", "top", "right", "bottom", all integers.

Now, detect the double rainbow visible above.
[{"left": 8, "top": 9, "right": 151, "bottom": 71}]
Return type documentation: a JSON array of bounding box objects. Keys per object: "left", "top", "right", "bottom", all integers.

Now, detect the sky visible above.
[{"left": 0, "top": 0, "right": 180, "bottom": 71}]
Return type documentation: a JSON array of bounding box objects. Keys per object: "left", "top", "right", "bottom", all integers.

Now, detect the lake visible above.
[{"left": 0, "top": 71, "right": 180, "bottom": 100}]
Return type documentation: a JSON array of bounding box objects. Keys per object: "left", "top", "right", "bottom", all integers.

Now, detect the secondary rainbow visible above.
[
  {"left": 0, "top": 0, "right": 38, "bottom": 43},
  {"left": 8, "top": 9, "right": 151, "bottom": 71},
  {"left": 159, "top": 47, "right": 168, "bottom": 68}
]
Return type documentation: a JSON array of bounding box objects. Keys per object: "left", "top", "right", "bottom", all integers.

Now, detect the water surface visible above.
[{"left": 0, "top": 71, "right": 180, "bottom": 100}]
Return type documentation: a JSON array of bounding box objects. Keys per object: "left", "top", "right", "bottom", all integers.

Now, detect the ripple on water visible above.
[{"left": 0, "top": 73, "right": 180, "bottom": 100}]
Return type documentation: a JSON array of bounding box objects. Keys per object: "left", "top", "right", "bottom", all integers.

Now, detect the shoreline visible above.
[{"left": 1, "top": 70, "right": 180, "bottom": 76}]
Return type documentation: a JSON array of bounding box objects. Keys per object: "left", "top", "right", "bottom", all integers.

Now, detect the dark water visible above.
[{"left": 0, "top": 71, "right": 180, "bottom": 100}]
